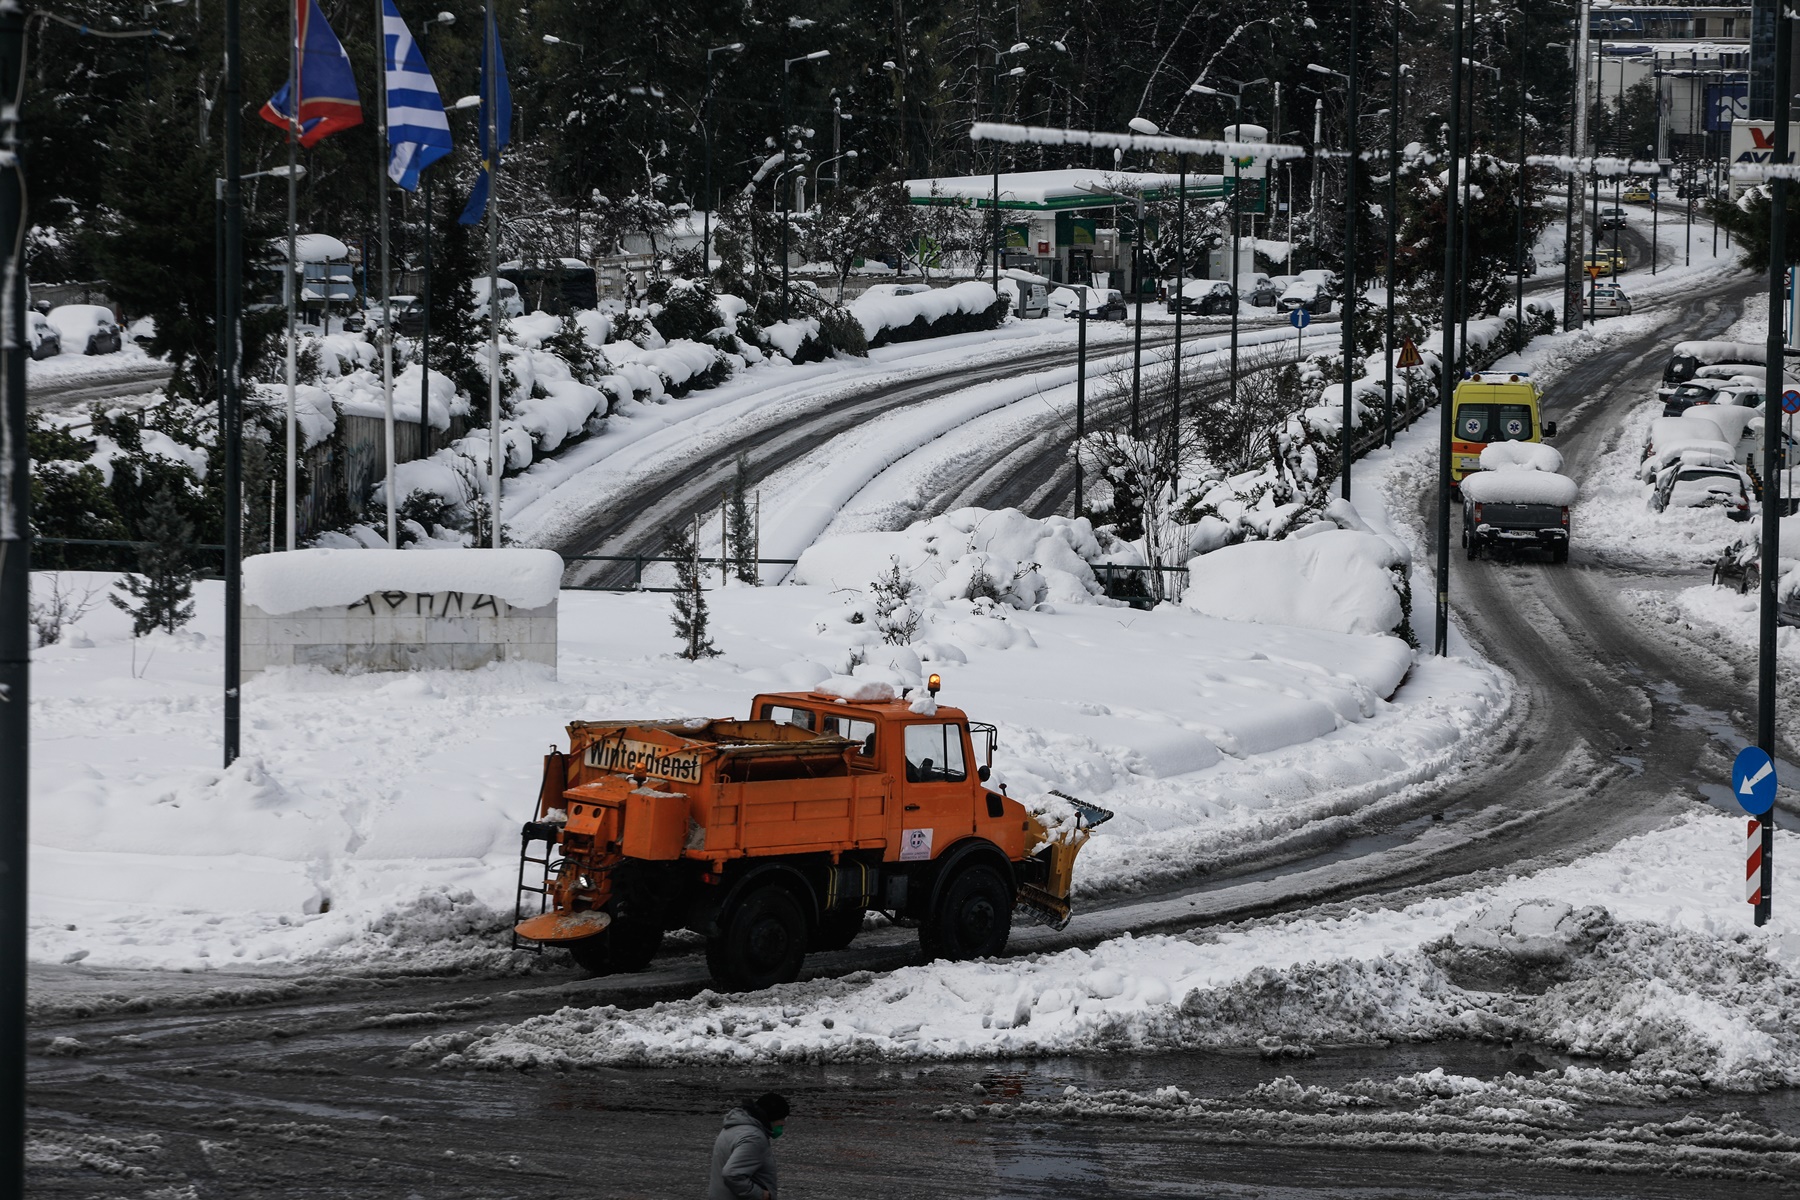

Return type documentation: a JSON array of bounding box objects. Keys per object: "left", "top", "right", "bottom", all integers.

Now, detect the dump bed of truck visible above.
[{"left": 554, "top": 718, "right": 900, "bottom": 863}]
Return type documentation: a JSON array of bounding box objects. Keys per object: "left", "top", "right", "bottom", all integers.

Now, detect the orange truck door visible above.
[{"left": 893, "top": 720, "right": 977, "bottom": 862}]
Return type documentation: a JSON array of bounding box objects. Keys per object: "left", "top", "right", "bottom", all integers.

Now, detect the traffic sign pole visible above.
[
  {"left": 1734, "top": 745, "right": 1777, "bottom": 924},
  {"left": 1289, "top": 305, "right": 1310, "bottom": 355}
]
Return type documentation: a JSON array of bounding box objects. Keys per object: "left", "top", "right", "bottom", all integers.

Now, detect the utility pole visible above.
[
  {"left": 1755, "top": 8, "right": 1791, "bottom": 928},
  {"left": 1385, "top": 35, "right": 1400, "bottom": 449},
  {"left": 1341, "top": 0, "right": 1360, "bottom": 501},
  {"left": 701, "top": 44, "right": 744, "bottom": 275},
  {"left": 223, "top": 0, "right": 244, "bottom": 763},
  {"left": 1436, "top": 0, "right": 1466, "bottom": 658},
  {"left": 1131, "top": 194, "right": 1143, "bottom": 438},
  {"left": 485, "top": 2, "right": 502, "bottom": 548},
  {"left": 1567, "top": 0, "right": 1594, "bottom": 330},
  {"left": 1312, "top": 98, "right": 1324, "bottom": 268},
  {"left": 0, "top": 3, "right": 28, "bottom": 1195}
]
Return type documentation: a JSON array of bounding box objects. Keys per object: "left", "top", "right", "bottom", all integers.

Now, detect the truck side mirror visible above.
[
  {"left": 1543, "top": 421, "right": 1558, "bottom": 439},
  {"left": 978, "top": 764, "right": 991, "bottom": 783}
]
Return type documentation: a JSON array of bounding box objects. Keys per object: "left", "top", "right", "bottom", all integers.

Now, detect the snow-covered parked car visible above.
[
  {"left": 1049, "top": 286, "right": 1126, "bottom": 321},
  {"left": 47, "top": 304, "right": 123, "bottom": 355},
  {"left": 28, "top": 309, "right": 60, "bottom": 360},
  {"left": 1277, "top": 280, "right": 1332, "bottom": 315},
  {"left": 1651, "top": 459, "right": 1752, "bottom": 519},
  {"left": 1237, "top": 273, "right": 1280, "bottom": 308},
  {"left": 1169, "top": 280, "right": 1233, "bottom": 316},
  {"left": 472, "top": 277, "right": 524, "bottom": 320},
  {"left": 1712, "top": 523, "right": 1800, "bottom": 627},
  {"left": 996, "top": 276, "right": 1048, "bottom": 319},
  {"left": 1640, "top": 415, "right": 1734, "bottom": 481},
  {"left": 1460, "top": 442, "right": 1577, "bottom": 563}
]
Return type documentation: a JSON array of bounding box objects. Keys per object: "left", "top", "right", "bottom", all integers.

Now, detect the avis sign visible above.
[{"left": 1729, "top": 120, "right": 1800, "bottom": 196}]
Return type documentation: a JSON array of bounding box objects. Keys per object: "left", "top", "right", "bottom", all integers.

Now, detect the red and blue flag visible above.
[{"left": 260, "top": 0, "right": 363, "bottom": 148}]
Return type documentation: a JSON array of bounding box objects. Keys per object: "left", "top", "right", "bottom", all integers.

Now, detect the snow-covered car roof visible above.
[
  {"left": 46, "top": 305, "right": 118, "bottom": 341},
  {"left": 1460, "top": 468, "right": 1579, "bottom": 506}
]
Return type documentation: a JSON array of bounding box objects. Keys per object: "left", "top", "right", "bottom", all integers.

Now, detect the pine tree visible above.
[
  {"left": 668, "top": 516, "right": 719, "bottom": 660},
  {"left": 110, "top": 485, "right": 198, "bottom": 637},
  {"left": 727, "top": 454, "right": 757, "bottom": 585}
]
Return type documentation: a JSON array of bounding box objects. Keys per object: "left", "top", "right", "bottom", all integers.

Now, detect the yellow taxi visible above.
[
  {"left": 1622, "top": 184, "right": 1653, "bottom": 203},
  {"left": 1450, "top": 372, "right": 1555, "bottom": 484}
]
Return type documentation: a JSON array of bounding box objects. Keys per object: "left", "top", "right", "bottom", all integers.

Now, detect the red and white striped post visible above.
[{"left": 1749, "top": 819, "right": 1768, "bottom": 908}]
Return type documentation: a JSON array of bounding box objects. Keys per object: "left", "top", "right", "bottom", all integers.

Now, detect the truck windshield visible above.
[
  {"left": 1456, "top": 403, "right": 1534, "bottom": 442},
  {"left": 904, "top": 723, "right": 967, "bottom": 783}
]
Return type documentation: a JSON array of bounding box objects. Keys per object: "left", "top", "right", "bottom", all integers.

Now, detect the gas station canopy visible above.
[{"left": 905, "top": 168, "right": 1233, "bottom": 210}]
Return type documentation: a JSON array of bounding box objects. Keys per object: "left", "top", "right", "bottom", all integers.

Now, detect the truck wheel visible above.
[
  {"left": 566, "top": 917, "right": 664, "bottom": 976},
  {"left": 1552, "top": 544, "right": 1569, "bottom": 565},
  {"left": 809, "top": 907, "right": 864, "bottom": 953},
  {"left": 705, "top": 885, "right": 808, "bottom": 992},
  {"left": 921, "top": 865, "right": 1012, "bottom": 962}
]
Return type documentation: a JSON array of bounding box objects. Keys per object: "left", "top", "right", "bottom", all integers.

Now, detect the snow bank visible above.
[
  {"left": 790, "top": 507, "right": 1114, "bottom": 609},
  {"left": 242, "top": 548, "right": 564, "bottom": 614},
  {"left": 1459, "top": 470, "right": 1580, "bottom": 506},
  {"left": 432, "top": 810, "right": 1800, "bottom": 1090},
  {"left": 848, "top": 282, "right": 999, "bottom": 343},
  {"left": 1185, "top": 529, "right": 1411, "bottom": 642}
]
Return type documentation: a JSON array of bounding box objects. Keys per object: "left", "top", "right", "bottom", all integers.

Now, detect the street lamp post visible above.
[
  {"left": 1385, "top": 51, "right": 1407, "bottom": 449},
  {"left": 780, "top": 48, "right": 830, "bottom": 321},
  {"left": 990, "top": 43, "right": 1029, "bottom": 296},
  {"left": 1436, "top": 0, "right": 1467, "bottom": 659},
  {"left": 1191, "top": 82, "right": 1249, "bottom": 419},
  {"left": 701, "top": 42, "right": 744, "bottom": 276},
  {"left": 1126, "top": 116, "right": 1160, "bottom": 439},
  {"left": 1307, "top": 51, "right": 1357, "bottom": 499}
]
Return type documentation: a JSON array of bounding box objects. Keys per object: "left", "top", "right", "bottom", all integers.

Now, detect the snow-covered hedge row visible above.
[{"left": 849, "top": 281, "right": 1006, "bottom": 348}]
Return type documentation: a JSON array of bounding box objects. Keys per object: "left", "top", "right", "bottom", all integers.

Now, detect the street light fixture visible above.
[{"left": 541, "top": 33, "right": 586, "bottom": 59}]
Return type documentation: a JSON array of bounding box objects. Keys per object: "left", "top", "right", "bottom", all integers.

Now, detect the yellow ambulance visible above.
[{"left": 1450, "top": 372, "right": 1557, "bottom": 484}]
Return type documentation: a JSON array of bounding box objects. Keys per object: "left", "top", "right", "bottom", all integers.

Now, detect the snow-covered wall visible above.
[{"left": 240, "top": 549, "right": 559, "bottom": 679}]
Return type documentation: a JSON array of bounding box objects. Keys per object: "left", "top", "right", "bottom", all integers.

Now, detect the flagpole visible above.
[
  {"left": 376, "top": 0, "right": 396, "bottom": 548},
  {"left": 485, "top": 3, "right": 501, "bottom": 549},
  {"left": 284, "top": 0, "right": 300, "bottom": 552}
]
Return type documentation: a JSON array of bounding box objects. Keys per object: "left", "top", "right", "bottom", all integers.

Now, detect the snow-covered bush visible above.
[
  {"left": 1186, "top": 513, "right": 1414, "bottom": 642},
  {"left": 849, "top": 281, "right": 1007, "bottom": 349}
]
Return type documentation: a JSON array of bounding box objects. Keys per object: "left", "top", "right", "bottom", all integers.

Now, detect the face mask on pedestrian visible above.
[{"left": 769, "top": 1124, "right": 784, "bottom": 1139}]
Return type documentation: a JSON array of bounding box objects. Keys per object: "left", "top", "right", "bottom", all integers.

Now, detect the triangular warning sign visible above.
[{"left": 1396, "top": 338, "right": 1424, "bottom": 369}]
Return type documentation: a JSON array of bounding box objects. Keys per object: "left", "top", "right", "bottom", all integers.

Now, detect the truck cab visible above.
[
  {"left": 510, "top": 685, "right": 1107, "bottom": 992},
  {"left": 1451, "top": 373, "right": 1555, "bottom": 485}
]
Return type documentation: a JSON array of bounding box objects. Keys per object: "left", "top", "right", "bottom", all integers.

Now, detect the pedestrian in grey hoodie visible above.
[{"left": 709, "top": 1091, "right": 789, "bottom": 1200}]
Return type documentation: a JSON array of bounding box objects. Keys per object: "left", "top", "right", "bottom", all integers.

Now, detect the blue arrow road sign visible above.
[
  {"left": 1783, "top": 389, "right": 1800, "bottom": 415},
  {"left": 1734, "top": 746, "right": 1778, "bottom": 816},
  {"left": 1289, "top": 308, "right": 1312, "bottom": 330}
]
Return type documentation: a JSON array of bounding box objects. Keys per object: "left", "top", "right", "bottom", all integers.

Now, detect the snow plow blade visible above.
[
  {"left": 1016, "top": 791, "right": 1113, "bottom": 930},
  {"left": 514, "top": 909, "right": 612, "bottom": 944}
]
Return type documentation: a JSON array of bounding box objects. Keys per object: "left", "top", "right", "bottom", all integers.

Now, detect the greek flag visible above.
[{"left": 382, "top": 0, "right": 451, "bottom": 191}]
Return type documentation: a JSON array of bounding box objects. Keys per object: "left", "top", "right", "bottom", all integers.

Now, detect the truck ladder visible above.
[{"left": 511, "top": 823, "right": 558, "bottom": 952}]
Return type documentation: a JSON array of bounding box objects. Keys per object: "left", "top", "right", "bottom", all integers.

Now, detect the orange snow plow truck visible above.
[{"left": 512, "top": 680, "right": 1111, "bottom": 991}]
